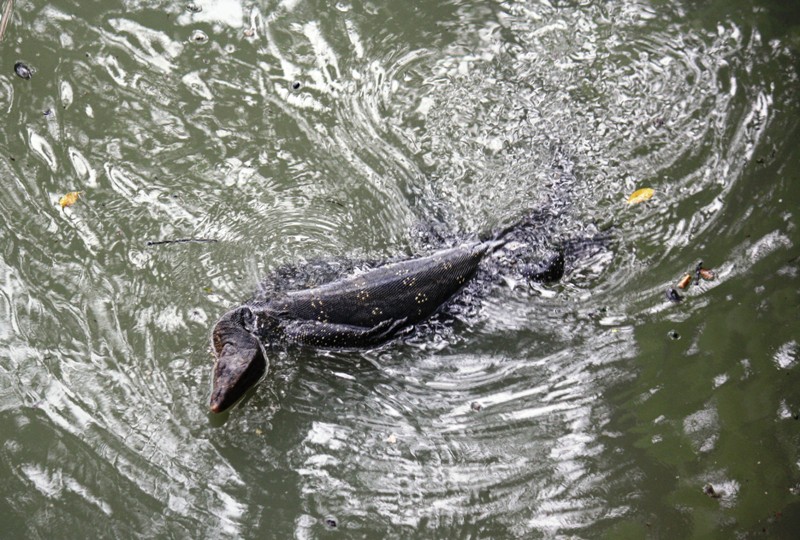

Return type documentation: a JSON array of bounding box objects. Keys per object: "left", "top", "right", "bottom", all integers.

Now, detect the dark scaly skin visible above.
[
  {"left": 209, "top": 241, "right": 502, "bottom": 412},
  {"left": 261, "top": 242, "right": 492, "bottom": 347}
]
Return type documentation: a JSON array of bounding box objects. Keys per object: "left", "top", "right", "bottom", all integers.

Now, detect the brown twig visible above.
[{"left": 0, "top": 0, "right": 14, "bottom": 42}]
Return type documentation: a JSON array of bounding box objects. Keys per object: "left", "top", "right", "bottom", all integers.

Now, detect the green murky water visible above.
[{"left": 1, "top": 0, "right": 799, "bottom": 537}]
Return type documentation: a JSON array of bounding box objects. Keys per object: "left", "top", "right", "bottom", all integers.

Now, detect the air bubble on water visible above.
[{"left": 191, "top": 30, "right": 209, "bottom": 44}]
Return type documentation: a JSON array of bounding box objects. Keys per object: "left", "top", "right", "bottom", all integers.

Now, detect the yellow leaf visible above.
[
  {"left": 59, "top": 191, "right": 82, "bottom": 208},
  {"left": 677, "top": 274, "right": 692, "bottom": 289},
  {"left": 627, "top": 188, "right": 654, "bottom": 205},
  {"left": 698, "top": 268, "right": 715, "bottom": 281}
]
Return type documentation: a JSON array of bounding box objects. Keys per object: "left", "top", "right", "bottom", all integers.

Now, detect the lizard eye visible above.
[{"left": 239, "top": 307, "right": 255, "bottom": 331}]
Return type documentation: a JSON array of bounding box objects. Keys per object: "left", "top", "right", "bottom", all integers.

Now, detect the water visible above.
[{"left": 1, "top": 0, "right": 799, "bottom": 537}]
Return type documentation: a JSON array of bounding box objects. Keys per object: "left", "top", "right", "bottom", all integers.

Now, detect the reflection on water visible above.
[{"left": 1, "top": 0, "right": 799, "bottom": 537}]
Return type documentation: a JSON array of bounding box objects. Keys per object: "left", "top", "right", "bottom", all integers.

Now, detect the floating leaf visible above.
[
  {"left": 59, "top": 191, "right": 82, "bottom": 208},
  {"left": 699, "top": 268, "right": 715, "bottom": 281},
  {"left": 695, "top": 262, "right": 716, "bottom": 281},
  {"left": 677, "top": 274, "right": 692, "bottom": 289},
  {"left": 627, "top": 187, "right": 655, "bottom": 205}
]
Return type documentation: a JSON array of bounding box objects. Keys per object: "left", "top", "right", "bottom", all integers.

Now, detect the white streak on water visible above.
[
  {"left": 304, "top": 21, "right": 343, "bottom": 95},
  {"left": 176, "top": 0, "right": 244, "bottom": 28},
  {"left": 182, "top": 71, "right": 214, "bottom": 100},
  {"left": 68, "top": 147, "right": 97, "bottom": 188},
  {"left": 345, "top": 19, "right": 364, "bottom": 59},
  {"left": 59, "top": 80, "right": 74, "bottom": 110},
  {"left": 774, "top": 341, "right": 797, "bottom": 370},
  {"left": 683, "top": 403, "right": 720, "bottom": 453},
  {"left": 27, "top": 129, "right": 57, "bottom": 171},
  {"left": 106, "top": 19, "right": 183, "bottom": 74}
]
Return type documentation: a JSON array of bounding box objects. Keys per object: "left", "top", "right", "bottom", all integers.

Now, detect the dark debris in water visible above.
[
  {"left": 471, "top": 401, "right": 482, "bottom": 411},
  {"left": 14, "top": 61, "right": 32, "bottom": 79},
  {"left": 191, "top": 30, "right": 208, "bottom": 44},
  {"left": 668, "top": 330, "right": 680, "bottom": 340},
  {"left": 292, "top": 81, "right": 301, "bottom": 90},
  {"left": 324, "top": 517, "right": 337, "bottom": 529},
  {"left": 703, "top": 483, "right": 722, "bottom": 499},
  {"left": 666, "top": 288, "right": 683, "bottom": 303}
]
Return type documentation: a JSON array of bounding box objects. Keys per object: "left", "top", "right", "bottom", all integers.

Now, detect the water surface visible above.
[{"left": 1, "top": 0, "right": 799, "bottom": 537}]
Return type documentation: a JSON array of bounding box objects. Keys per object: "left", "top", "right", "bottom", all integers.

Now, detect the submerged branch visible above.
[{"left": 0, "top": 0, "right": 13, "bottom": 42}]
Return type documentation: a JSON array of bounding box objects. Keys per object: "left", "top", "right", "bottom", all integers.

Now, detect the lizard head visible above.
[{"left": 209, "top": 306, "right": 268, "bottom": 413}]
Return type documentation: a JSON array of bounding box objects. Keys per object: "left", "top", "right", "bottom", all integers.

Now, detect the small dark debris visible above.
[
  {"left": 292, "top": 81, "right": 301, "bottom": 90},
  {"left": 328, "top": 199, "right": 345, "bottom": 208},
  {"left": 14, "top": 61, "right": 33, "bottom": 80},
  {"left": 44, "top": 109, "right": 52, "bottom": 117},
  {"left": 186, "top": 3, "right": 202, "bottom": 12},
  {"left": 191, "top": 30, "right": 209, "bottom": 44},
  {"left": 668, "top": 330, "right": 680, "bottom": 340},
  {"left": 666, "top": 288, "right": 683, "bottom": 303},
  {"left": 653, "top": 118, "right": 665, "bottom": 128},
  {"left": 703, "top": 483, "right": 722, "bottom": 498},
  {"left": 694, "top": 261, "right": 703, "bottom": 281},
  {"left": 324, "top": 518, "right": 337, "bottom": 528},
  {"left": 471, "top": 401, "right": 482, "bottom": 411}
]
